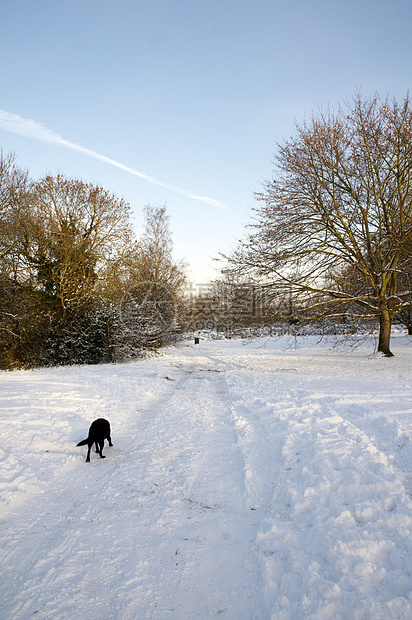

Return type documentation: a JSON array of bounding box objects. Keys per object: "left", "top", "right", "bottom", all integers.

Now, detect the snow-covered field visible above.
[{"left": 0, "top": 334, "right": 411, "bottom": 619}]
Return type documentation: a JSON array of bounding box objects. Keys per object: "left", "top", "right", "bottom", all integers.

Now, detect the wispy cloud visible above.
[{"left": 0, "top": 110, "right": 226, "bottom": 209}]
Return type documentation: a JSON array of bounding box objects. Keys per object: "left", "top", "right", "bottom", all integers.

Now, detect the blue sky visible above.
[{"left": 1, "top": 0, "right": 411, "bottom": 286}]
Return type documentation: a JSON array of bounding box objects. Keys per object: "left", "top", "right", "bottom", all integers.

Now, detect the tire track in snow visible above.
[
  {"left": 134, "top": 347, "right": 267, "bottom": 619},
  {"left": 233, "top": 375, "right": 411, "bottom": 618},
  {"left": 206, "top": 345, "right": 412, "bottom": 619}
]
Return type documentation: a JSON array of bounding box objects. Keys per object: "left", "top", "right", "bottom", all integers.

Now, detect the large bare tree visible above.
[{"left": 226, "top": 92, "right": 412, "bottom": 356}]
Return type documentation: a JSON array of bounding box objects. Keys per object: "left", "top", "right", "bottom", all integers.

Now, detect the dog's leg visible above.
[
  {"left": 108, "top": 434, "right": 113, "bottom": 447},
  {"left": 98, "top": 440, "right": 106, "bottom": 458},
  {"left": 95, "top": 440, "right": 99, "bottom": 453},
  {"left": 86, "top": 444, "right": 92, "bottom": 462}
]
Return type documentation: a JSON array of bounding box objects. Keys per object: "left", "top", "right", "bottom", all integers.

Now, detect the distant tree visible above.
[
  {"left": 193, "top": 276, "right": 281, "bottom": 335},
  {"left": 121, "top": 204, "right": 187, "bottom": 349},
  {"left": 224, "top": 92, "right": 412, "bottom": 356}
]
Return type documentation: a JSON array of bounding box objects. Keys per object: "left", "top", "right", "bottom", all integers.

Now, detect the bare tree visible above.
[
  {"left": 121, "top": 204, "right": 187, "bottom": 349},
  {"left": 225, "top": 92, "right": 412, "bottom": 356},
  {"left": 183, "top": 274, "right": 281, "bottom": 336}
]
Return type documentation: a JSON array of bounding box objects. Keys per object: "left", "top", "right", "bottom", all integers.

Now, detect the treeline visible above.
[
  {"left": 4, "top": 90, "right": 412, "bottom": 370},
  {"left": 182, "top": 276, "right": 381, "bottom": 340},
  {"left": 0, "top": 152, "right": 187, "bottom": 368},
  {"left": 182, "top": 277, "right": 286, "bottom": 337}
]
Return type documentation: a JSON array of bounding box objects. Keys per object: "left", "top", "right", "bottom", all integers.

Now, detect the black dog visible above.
[{"left": 77, "top": 418, "right": 113, "bottom": 462}]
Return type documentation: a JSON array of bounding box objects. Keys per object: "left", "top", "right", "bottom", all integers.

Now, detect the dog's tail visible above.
[{"left": 77, "top": 438, "right": 89, "bottom": 447}]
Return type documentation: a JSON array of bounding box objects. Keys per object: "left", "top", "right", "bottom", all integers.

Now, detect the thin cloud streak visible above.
[{"left": 0, "top": 110, "right": 226, "bottom": 209}]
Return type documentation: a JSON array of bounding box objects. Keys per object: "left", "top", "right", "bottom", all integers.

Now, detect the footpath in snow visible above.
[{"left": 0, "top": 334, "right": 411, "bottom": 619}]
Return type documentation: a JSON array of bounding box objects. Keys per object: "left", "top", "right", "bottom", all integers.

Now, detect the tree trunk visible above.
[{"left": 378, "top": 309, "right": 394, "bottom": 357}]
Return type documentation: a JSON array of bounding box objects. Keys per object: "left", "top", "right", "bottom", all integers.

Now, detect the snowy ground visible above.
[{"left": 0, "top": 334, "right": 411, "bottom": 619}]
